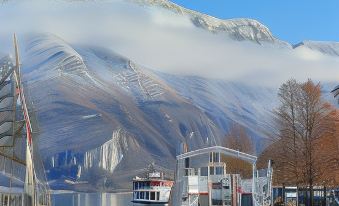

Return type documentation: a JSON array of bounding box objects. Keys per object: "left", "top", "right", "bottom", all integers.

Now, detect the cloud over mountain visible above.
[{"left": 0, "top": 0, "right": 339, "bottom": 87}]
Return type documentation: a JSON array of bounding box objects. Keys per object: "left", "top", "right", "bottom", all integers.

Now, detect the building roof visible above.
[{"left": 176, "top": 146, "right": 257, "bottom": 164}]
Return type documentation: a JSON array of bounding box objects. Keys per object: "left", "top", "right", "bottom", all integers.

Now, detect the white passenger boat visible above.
[{"left": 132, "top": 171, "right": 173, "bottom": 204}]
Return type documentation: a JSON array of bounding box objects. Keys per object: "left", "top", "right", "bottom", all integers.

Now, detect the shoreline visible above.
[{"left": 50, "top": 190, "right": 132, "bottom": 195}]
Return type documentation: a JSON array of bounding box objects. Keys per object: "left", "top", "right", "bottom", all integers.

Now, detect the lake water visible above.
[{"left": 51, "top": 192, "right": 168, "bottom": 206}]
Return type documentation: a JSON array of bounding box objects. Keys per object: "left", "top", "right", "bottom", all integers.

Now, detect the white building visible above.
[{"left": 171, "top": 146, "right": 273, "bottom": 206}]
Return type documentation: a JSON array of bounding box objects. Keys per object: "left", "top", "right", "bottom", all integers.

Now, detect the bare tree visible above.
[
  {"left": 222, "top": 123, "right": 254, "bottom": 178},
  {"left": 274, "top": 79, "right": 302, "bottom": 186},
  {"left": 224, "top": 123, "right": 254, "bottom": 154},
  {"left": 269, "top": 79, "right": 339, "bottom": 205}
]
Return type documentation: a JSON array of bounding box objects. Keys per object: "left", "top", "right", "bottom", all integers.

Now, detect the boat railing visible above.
[
  {"left": 0, "top": 192, "right": 24, "bottom": 206},
  {"left": 134, "top": 185, "right": 172, "bottom": 190}
]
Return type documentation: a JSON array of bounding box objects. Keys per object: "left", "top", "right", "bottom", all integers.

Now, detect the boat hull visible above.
[{"left": 132, "top": 200, "right": 169, "bottom": 204}]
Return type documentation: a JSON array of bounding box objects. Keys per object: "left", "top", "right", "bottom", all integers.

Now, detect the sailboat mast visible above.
[
  {"left": 13, "top": 33, "right": 38, "bottom": 206},
  {"left": 13, "top": 33, "right": 33, "bottom": 145}
]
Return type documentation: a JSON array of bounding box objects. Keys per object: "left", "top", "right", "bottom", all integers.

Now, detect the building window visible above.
[
  {"left": 151, "top": 192, "right": 155, "bottom": 200},
  {"left": 214, "top": 152, "right": 220, "bottom": 162},
  {"left": 216, "top": 166, "right": 224, "bottom": 175},
  {"left": 200, "top": 167, "right": 208, "bottom": 176},
  {"left": 140, "top": 192, "right": 145, "bottom": 199},
  {"left": 210, "top": 152, "right": 220, "bottom": 163},
  {"left": 185, "top": 157, "right": 190, "bottom": 168},
  {"left": 210, "top": 166, "right": 214, "bottom": 175},
  {"left": 146, "top": 191, "right": 149, "bottom": 200},
  {"left": 136, "top": 192, "right": 140, "bottom": 199},
  {"left": 157, "top": 192, "right": 160, "bottom": 200}
]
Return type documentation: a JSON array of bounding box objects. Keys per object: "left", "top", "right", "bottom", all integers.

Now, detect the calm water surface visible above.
[{"left": 51, "top": 192, "right": 168, "bottom": 206}]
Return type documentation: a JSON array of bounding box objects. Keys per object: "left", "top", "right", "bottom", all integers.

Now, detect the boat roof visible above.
[
  {"left": 133, "top": 178, "right": 173, "bottom": 182},
  {"left": 0, "top": 186, "right": 23, "bottom": 194}
]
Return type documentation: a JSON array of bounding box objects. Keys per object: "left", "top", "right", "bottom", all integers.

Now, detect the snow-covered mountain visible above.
[{"left": 20, "top": 33, "right": 278, "bottom": 191}]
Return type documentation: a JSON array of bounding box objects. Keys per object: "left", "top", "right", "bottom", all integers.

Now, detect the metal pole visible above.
[
  {"left": 252, "top": 163, "right": 256, "bottom": 206},
  {"left": 282, "top": 183, "right": 285, "bottom": 204},
  {"left": 323, "top": 186, "right": 326, "bottom": 206}
]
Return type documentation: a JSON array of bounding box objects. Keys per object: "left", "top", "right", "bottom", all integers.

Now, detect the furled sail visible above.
[{"left": 0, "top": 50, "right": 26, "bottom": 187}]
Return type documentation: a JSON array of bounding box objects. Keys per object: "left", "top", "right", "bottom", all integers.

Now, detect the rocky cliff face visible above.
[{"left": 83, "top": 129, "right": 128, "bottom": 173}]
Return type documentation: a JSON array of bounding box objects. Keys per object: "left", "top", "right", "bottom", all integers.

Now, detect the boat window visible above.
[
  {"left": 210, "top": 166, "right": 215, "bottom": 175},
  {"left": 136, "top": 192, "right": 140, "bottom": 199},
  {"left": 146, "top": 191, "right": 149, "bottom": 200},
  {"left": 151, "top": 192, "right": 155, "bottom": 200},
  {"left": 216, "top": 166, "right": 224, "bottom": 175},
  {"left": 146, "top": 182, "right": 150, "bottom": 188},
  {"left": 156, "top": 192, "right": 160, "bottom": 200},
  {"left": 140, "top": 192, "right": 145, "bottom": 199}
]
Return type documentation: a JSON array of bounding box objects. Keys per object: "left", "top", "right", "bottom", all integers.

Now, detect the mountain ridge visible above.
[
  {"left": 130, "top": 0, "right": 290, "bottom": 47},
  {"left": 293, "top": 40, "right": 339, "bottom": 57}
]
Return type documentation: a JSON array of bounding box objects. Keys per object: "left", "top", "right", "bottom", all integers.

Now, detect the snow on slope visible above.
[{"left": 157, "top": 74, "right": 277, "bottom": 142}]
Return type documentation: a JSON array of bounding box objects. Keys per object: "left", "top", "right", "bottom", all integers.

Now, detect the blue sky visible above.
[{"left": 171, "top": 0, "right": 339, "bottom": 44}]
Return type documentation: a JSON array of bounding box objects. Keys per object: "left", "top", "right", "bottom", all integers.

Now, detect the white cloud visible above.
[{"left": 0, "top": 0, "right": 338, "bottom": 87}]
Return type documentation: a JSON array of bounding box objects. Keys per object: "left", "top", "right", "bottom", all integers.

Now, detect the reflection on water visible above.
[{"left": 51, "top": 192, "right": 168, "bottom": 206}]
